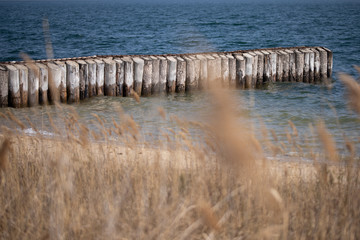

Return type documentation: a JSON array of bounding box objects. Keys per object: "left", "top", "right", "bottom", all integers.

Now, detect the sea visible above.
[{"left": 0, "top": 0, "right": 360, "bottom": 157}]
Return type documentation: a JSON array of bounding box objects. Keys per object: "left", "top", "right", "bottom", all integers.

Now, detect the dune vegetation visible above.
[{"left": 0, "top": 69, "right": 359, "bottom": 239}]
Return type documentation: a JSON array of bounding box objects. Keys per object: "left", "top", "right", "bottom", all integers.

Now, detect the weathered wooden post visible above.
[
  {"left": 196, "top": 55, "right": 208, "bottom": 90},
  {"left": 220, "top": 54, "right": 230, "bottom": 88},
  {"left": 322, "top": 47, "right": 333, "bottom": 78},
  {"left": 47, "top": 62, "right": 61, "bottom": 103},
  {"left": 243, "top": 53, "right": 254, "bottom": 88},
  {"left": 308, "top": 49, "right": 315, "bottom": 83},
  {"left": 14, "top": 64, "right": 28, "bottom": 107},
  {"left": 251, "top": 52, "right": 258, "bottom": 86},
  {"left": 311, "top": 48, "right": 321, "bottom": 82},
  {"left": 0, "top": 46, "right": 337, "bottom": 108},
  {"left": 184, "top": 56, "right": 196, "bottom": 92},
  {"left": 212, "top": 54, "right": 222, "bottom": 85},
  {"left": 166, "top": 56, "right": 177, "bottom": 93},
  {"left": 269, "top": 51, "right": 277, "bottom": 83},
  {"left": 275, "top": 51, "right": 284, "bottom": 82},
  {"left": 253, "top": 51, "right": 264, "bottom": 86},
  {"left": 158, "top": 56, "right": 167, "bottom": 94},
  {"left": 150, "top": 56, "right": 160, "bottom": 94},
  {"left": 94, "top": 59, "right": 105, "bottom": 96},
  {"left": 317, "top": 47, "right": 328, "bottom": 80},
  {"left": 260, "top": 50, "right": 271, "bottom": 83},
  {"left": 36, "top": 63, "right": 48, "bottom": 105},
  {"left": 249, "top": 52, "right": 259, "bottom": 87},
  {"left": 279, "top": 50, "right": 289, "bottom": 82},
  {"left": 77, "top": 60, "right": 88, "bottom": 99},
  {"left": 54, "top": 61, "right": 67, "bottom": 102},
  {"left": 65, "top": 60, "right": 80, "bottom": 103},
  {"left": 176, "top": 56, "right": 186, "bottom": 93},
  {"left": 114, "top": 59, "right": 124, "bottom": 96},
  {"left": 226, "top": 54, "right": 236, "bottom": 88},
  {"left": 122, "top": 57, "right": 134, "bottom": 96},
  {"left": 207, "top": 55, "right": 217, "bottom": 87},
  {"left": 141, "top": 57, "right": 152, "bottom": 96},
  {"left": 26, "top": 63, "right": 40, "bottom": 107},
  {"left": 133, "top": 57, "right": 144, "bottom": 96},
  {"left": 234, "top": 54, "right": 245, "bottom": 89},
  {"left": 104, "top": 58, "right": 116, "bottom": 96},
  {"left": 285, "top": 49, "right": 296, "bottom": 82},
  {"left": 85, "top": 59, "right": 96, "bottom": 97},
  {"left": 0, "top": 65, "right": 8, "bottom": 107},
  {"left": 6, "top": 65, "right": 20, "bottom": 108},
  {"left": 190, "top": 55, "right": 200, "bottom": 91},
  {"left": 300, "top": 49, "right": 311, "bottom": 83},
  {"left": 326, "top": 50, "right": 333, "bottom": 79},
  {"left": 294, "top": 50, "right": 304, "bottom": 82}
]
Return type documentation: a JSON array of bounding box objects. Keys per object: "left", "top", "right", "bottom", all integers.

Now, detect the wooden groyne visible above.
[{"left": 0, "top": 46, "right": 333, "bottom": 108}]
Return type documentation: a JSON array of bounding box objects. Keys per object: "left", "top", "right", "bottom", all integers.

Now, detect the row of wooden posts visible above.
[{"left": 0, "top": 46, "right": 333, "bottom": 108}]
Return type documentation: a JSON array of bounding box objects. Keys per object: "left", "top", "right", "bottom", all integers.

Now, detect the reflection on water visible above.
[{"left": 1, "top": 81, "right": 359, "bottom": 156}]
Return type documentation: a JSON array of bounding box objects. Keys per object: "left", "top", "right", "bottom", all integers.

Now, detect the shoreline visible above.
[{"left": 1, "top": 132, "right": 350, "bottom": 180}]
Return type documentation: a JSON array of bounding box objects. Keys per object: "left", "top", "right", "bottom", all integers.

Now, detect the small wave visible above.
[
  {"left": 24, "top": 128, "right": 54, "bottom": 137},
  {"left": 266, "top": 152, "right": 314, "bottom": 163}
]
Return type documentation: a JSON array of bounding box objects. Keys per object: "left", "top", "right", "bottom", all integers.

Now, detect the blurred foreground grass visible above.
[{"left": 0, "top": 69, "right": 359, "bottom": 239}]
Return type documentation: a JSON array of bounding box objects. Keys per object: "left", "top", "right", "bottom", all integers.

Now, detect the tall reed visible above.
[{"left": 0, "top": 68, "right": 359, "bottom": 239}]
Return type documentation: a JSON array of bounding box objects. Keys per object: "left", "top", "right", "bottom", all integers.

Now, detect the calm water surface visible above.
[{"left": 0, "top": 1, "right": 360, "bottom": 156}]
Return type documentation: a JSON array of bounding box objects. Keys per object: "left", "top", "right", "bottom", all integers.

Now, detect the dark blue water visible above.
[
  {"left": 1, "top": 1, "right": 359, "bottom": 74},
  {"left": 1, "top": 0, "right": 360, "bottom": 156}
]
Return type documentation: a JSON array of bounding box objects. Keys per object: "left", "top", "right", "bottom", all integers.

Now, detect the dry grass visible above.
[
  {"left": 339, "top": 67, "right": 360, "bottom": 115},
  {"left": 0, "top": 70, "right": 359, "bottom": 239}
]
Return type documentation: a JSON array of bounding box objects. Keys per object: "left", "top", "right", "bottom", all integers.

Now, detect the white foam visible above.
[{"left": 24, "top": 128, "right": 54, "bottom": 137}]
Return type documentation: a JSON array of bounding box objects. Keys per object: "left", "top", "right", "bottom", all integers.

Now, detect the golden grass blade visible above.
[
  {"left": 20, "top": 52, "right": 38, "bottom": 74},
  {"left": 6, "top": 111, "right": 26, "bottom": 130},
  {"left": 42, "top": 18, "right": 54, "bottom": 59},
  {"left": 158, "top": 107, "right": 166, "bottom": 120},
  {"left": 130, "top": 89, "right": 140, "bottom": 103},
  {"left": 354, "top": 65, "right": 360, "bottom": 75},
  {"left": 0, "top": 65, "right": 359, "bottom": 239},
  {"left": 317, "top": 120, "right": 338, "bottom": 162},
  {"left": 339, "top": 72, "right": 360, "bottom": 115},
  {"left": 198, "top": 201, "right": 220, "bottom": 232},
  {"left": 288, "top": 120, "right": 298, "bottom": 137},
  {"left": 207, "top": 210, "right": 233, "bottom": 240},
  {"left": 179, "top": 187, "right": 244, "bottom": 240},
  {"left": 0, "top": 139, "right": 10, "bottom": 172}
]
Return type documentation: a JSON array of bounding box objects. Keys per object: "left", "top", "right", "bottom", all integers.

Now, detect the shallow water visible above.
[
  {"left": 1, "top": 83, "right": 359, "bottom": 156},
  {"left": 0, "top": 0, "right": 359, "bottom": 156}
]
